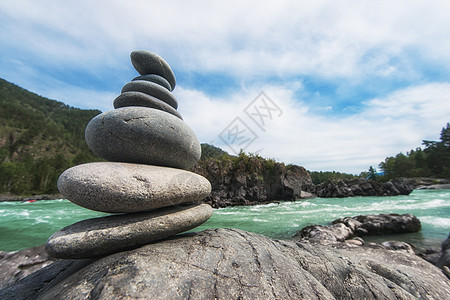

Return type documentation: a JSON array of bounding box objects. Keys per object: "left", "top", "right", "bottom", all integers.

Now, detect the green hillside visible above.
[
  {"left": 200, "top": 143, "right": 229, "bottom": 160},
  {"left": 0, "top": 78, "right": 102, "bottom": 195}
]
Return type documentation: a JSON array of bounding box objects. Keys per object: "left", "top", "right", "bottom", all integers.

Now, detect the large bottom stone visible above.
[
  {"left": 58, "top": 162, "right": 211, "bottom": 213},
  {"left": 46, "top": 203, "right": 213, "bottom": 259}
]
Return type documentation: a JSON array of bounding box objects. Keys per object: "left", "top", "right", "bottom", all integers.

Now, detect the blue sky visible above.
[{"left": 1, "top": 0, "right": 450, "bottom": 173}]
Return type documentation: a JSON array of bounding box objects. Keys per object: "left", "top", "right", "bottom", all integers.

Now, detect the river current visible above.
[{"left": 1, "top": 189, "right": 449, "bottom": 252}]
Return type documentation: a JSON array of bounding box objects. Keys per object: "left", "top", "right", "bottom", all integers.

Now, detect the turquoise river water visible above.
[{"left": 1, "top": 189, "right": 449, "bottom": 252}]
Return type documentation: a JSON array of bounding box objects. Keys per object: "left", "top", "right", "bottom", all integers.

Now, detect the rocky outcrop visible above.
[
  {"left": 409, "top": 177, "right": 450, "bottom": 189},
  {"left": 314, "top": 177, "right": 415, "bottom": 198},
  {"left": 192, "top": 158, "right": 314, "bottom": 208},
  {"left": 295, "top": 213, "right": 421, "bottom": 242},
  {"left": 193, "top": 158, "right": 419, "bottom": 207},
  {"left": 0, "top": 245, "right": 56, "bottom": 290},
  {"left": 1, "top": 228, "right": 449, "bottom": 299}
]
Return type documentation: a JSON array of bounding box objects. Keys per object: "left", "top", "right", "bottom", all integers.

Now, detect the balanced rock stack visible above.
[{"left": 45, "top": 50, "right": 213, "bottom": 259}]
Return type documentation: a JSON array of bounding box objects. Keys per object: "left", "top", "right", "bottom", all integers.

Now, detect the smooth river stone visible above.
[
  {"left": 132, "top": 74, "right": 172, "bottom": 91},
  {"left": 85, "top": 107, "right": 200, "bottom": 169},
  {"left": 130, "top": 50, "right": 176, "bottom": 91},
  {"left": 121, "top": 80, "right": 178, "bottom": 109},
  {"left": 46, "top": 203, "right": 213, "bottom": 259},
  {"left": 113, "top": 91, "right": 182, "bottom": 119},
  {"left": 57, "top": 162, "right": 211, "bottom": 213}
]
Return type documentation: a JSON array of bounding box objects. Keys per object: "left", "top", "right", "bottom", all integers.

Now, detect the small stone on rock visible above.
[
  {"left": 113, "top": 91, "right": 181, "bottom": 119},
  {"left": 130, "top": 50, "right": 176, "bottom": 91},
  {"left": 132, "top": 74, "right": 172, "bottom": 91},
  {"left": 121, "top": 80, "right": 178, "bottom": 109}
]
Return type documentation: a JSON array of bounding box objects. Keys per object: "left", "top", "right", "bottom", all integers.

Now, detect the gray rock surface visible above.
[
  {"left": 46, "top": 204, "right": 213, "bottom": 259},
  {"left": 2, "top": 229, "right": 449, "bottom": 299},
  {"left": 132, "top": 74, "right": 172, "bottom": 91},
  {"left": 113, "top": 91, "right": 182, "bottom": 119},
  {"left": 85, "top": 107, "right": 200, "bottom": 169},
  {"left": 58, "top": 162, "right": 211, "bottom": 213},
  {"left": 381, "top": 241, "right": 415, "bottom": 253},
  {"left": 0, "top": 245, "right": 56, "bottom": 290},
  {"left": 130, "top": 50, "right": 176, "bottom": 91},
  {"left": 121, "top": 80, "right": 178, "bottom": 109}
]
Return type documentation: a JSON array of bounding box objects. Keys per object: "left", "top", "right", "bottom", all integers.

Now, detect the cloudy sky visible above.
[{"left": 1, "top": 0, "right": 449, "bottom": 174}]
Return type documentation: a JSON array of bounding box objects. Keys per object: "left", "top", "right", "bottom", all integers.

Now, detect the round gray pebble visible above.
[
  {"left": 57, "top": 162, "right": 211, "bottom": 213},
  {"left": 46, "top": 203, "right": 213, "bottom": 259},
  {"left": 113, "top": 91, "right": 182, "bottom": 119},
  {"left": 85, "top": 107, "right": 200, "bottom": 169},
  {"left": 132, "top": 74, "right": 172, "bottom": 91},
  {"left": 121, "top": 80, "right": 178, "bottom": 109},
  {"left": 130, "top": 50, "right": 176, "bottom": 91}
]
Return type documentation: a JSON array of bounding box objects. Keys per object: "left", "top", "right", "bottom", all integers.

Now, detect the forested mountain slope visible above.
[{"left": 0, "top": 78, "right": 101, "bottom": 195}]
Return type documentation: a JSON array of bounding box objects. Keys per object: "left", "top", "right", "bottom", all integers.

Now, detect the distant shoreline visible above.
[
  {"left": 1, "top": 183, "right": 450, "bottom": 203},
  {"left": 0, "top": 194, "right": 64, "bottom": 203}
]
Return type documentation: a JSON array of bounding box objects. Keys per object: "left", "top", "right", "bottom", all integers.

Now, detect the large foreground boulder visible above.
[{"left": 1, "top": 228, "right": 449, "bottom": 299}]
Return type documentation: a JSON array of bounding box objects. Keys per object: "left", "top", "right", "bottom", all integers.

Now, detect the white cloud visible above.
[
  {"left": 1, "top": 0, "right": 450, "bottom": 174},
  {"left": 177, "top": 82, "right": 450, "bottom": 174},
  {"left": 2, "top": 0, "right": 450, "bottom": 80}
]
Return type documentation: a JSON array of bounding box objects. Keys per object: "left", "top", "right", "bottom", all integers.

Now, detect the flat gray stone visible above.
[
  {"left": 121, "top": 80, "right": 178, "bottom": 109},
  {"left": 113, "top": 91, "right": 182, "bottom": 119},
  {"left": 46, "top": 203, "right": 213, "bottom": 259},
  {"left": 130, "top": 50, "right": 176, "bottom": 91},
  {"left": 85, "top": 107, "right": 200, "bottom": 169},
  {"left": 57, "top": 162, "right": 211, "bottom": 213},
  {"left": 132, "top": 74, "right": 172, "bottom": 91}
]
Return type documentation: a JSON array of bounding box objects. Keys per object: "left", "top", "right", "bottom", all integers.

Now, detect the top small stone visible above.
[{"left": 130, "top": 50, "right": 176, "bottom": 91}]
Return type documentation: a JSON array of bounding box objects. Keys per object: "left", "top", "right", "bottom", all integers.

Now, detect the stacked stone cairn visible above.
[{"left": 45, "top": 50, "right": 213, "bottom": 259}]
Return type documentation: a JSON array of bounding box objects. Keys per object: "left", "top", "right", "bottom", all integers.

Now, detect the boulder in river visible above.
[
  {"left": 295, "top": 213, "right": 422, "bottom": 242},
  {"left": 314, "top": 178, "right": 415, "bottom": 197}
]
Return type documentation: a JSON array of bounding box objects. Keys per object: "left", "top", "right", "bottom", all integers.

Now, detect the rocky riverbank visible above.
[
  {"left": 192, "top": 158, "right": 314, "bottom": 208},
  {"left": 193, "top": 157, "right": 419, "bottom": 206},
  {"left": 0, "top": 176, "right": 423, "bottom": 206},
  {"left": 1, "top": 168, "right": 447, "bottom": 207},
  {"left": 313, "top": 177, "right": 416, "bottom": 198},
  {"left": 295, "top": 213, "right": 450, "bottom": 278}
]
